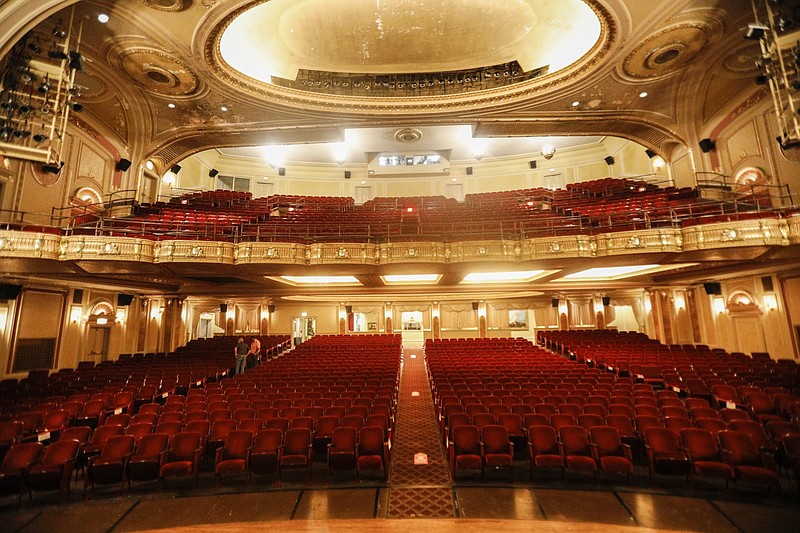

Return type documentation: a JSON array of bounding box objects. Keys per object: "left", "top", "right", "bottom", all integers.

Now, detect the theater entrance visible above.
[{"left": 292, "top": 316, "right": 316, "bottom": 347}]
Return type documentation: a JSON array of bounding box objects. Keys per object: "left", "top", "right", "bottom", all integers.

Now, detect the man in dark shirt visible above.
[{"left": 234, "top": 337, "right": 249, "bottom": 375}]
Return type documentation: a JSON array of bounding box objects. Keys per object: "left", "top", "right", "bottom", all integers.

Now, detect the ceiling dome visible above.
[{"left": 216, "top": 0, "right": 604, "bottom": 100}]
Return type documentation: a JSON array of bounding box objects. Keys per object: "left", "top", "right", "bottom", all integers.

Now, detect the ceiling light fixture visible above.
[
  {"left": 97, "top": 13, "right": 109, "bottom": 24},
  {"left": 541, "top": 143, "right": 556, "bottom": 160}
]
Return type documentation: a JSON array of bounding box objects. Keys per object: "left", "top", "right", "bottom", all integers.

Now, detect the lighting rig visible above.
[
  {"left": 0, "top": 7, "right": 84, "bottom": 171},
  {"left": 749, "top": 0, "right": 800, "bottom": 150}
]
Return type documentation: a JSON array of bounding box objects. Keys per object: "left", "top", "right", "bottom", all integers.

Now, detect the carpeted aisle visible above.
[{"left": 386, "top": 346, "right": 455, "bottom": 518}]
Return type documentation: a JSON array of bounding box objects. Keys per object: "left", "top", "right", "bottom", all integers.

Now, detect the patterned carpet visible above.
[{"left": 386, "top": 346, "right": 455, "bottom": 518}]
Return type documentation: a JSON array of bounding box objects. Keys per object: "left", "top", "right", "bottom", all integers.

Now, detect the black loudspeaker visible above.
[
  {"left": 645, "top": 149, "right": 657, "bottom": 158},
  {"left": 761, "top": 276, "right": 774, "bottom": 292},
  {"left": 220, "top": 303, "right": 228, "bottom": 313},
  {"left": 267, "top": 304, "right": 275, "bottom": 313},
  {"left": 345, "top": 305, "right": 353, "bottom": 314},
  {"left": 529, "top": 160, "right": 537, "bottom": 169},
  {"left": 699, "top": 138, "right": 715, "bottom": 153},
  {"left": 602, "top": 296, "right": 611, "bottom": 306},
  {"left": 471, "top": 301, "right": 479, "bottom": 311},
  {"left": 72, "top": 289, "right": 84, "bottom": 304},
  {"left": 115, "top": 158, "right": 132, "bottom": 172},
  {"left": 209, "top": 168, "right": 219, "bottom": 178},
  {"left": 278, "top": 167, "right": 286, "bottom": 176},
  {"left": 604, "top": 156, "right": 615, "bottom": 165},
  {"left": 117, "top": 294, "right": 134, "bottom": 306},
  {"left": 703, "top": 282, "right": 722, "bottom": 295},
  {"left": 466, "top": 166, "right": 473, "bottom": 175},
  {"left": 551, "top": 298, "right": 559, "bottom": 308},
  {"left": 344, "top": 170, "right": 351, "bottom": 179},
  {"left": 0, "top": 284, "right": 22, "bottom": 300},
  {"left": 170, "top": 164, "right": 182, "bottom": 173}
]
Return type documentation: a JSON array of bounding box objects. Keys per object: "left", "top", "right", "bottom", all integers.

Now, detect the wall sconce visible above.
[
  {"left": 432, "top": 306, "right": 440, "bottom": 319},
  {"left": 70, "top": 306, "right": 82, "bottom": 323},
  {"left": 763, "top": 293, "right": 778, "bottom": 311},
  {"left": 644, "top": 297, "right": 652, "bottom": 313},
  {"left": 713, "top": 296, "right": 726, "bottom": 314},
  {"left": 674, "top": 293, "right": 686, "bottom": 311},
  {"left": 301, "top": 311, "right": 308, "bottom": 317},
  {"left": 477, "top": 304, "right": 486, "bottom": 318},
  {"left": 594, "top": 300, "right": 604, "bottom": 314},
  {"left": 0, "top": 308, "right": 8, "bottom": 330},
  {"left": 115, "top": 309, "right": 126, "bottom": 323}
]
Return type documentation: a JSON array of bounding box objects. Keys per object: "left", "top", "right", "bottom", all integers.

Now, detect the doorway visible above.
[
  {"left": 292, "top": 316, "right": 316, "bottom": 346},
  {"left": 401, "top": 310, "right": 424, "bottom": 347},
  {"left": 87, "top": 325, "right": 111, "bottom": 361}
]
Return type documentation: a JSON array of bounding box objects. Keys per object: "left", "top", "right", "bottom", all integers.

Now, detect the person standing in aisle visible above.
[{"left": 234, "top": 337, "right": 249, "bottom": 375}]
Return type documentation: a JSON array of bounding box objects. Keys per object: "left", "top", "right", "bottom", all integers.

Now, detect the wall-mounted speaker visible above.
[
  {"left": 471, "top": 301, "right": 479, "bottom": 311},
  {"left": 604, "top": 156, "right": 615, "bottom": 165},
  {"left": 551, "top": 298, "right": 559, "bottom": 308},
  {"left": 0, "top": 284, "right": 22, "bottom": 300},
  {"left": 645, "top": 149, "right": 657, "bottom": 158},
  {"left": 115, "top": 158, "right": 131, "bottom": 172},
  {"left": 528, "top": 160, "right": 537, "bottom": 169},
  {"left": 278, "top": 167, "right": 286, "bottom": 176},
  {"left": 170, "top": 164, "right": 182, "bottom": 174},
  {"left": 345, "top": 305, "right": 353, "bottom": 314},
  {"left": 209, "top": 168, "right": 219, "bottom": 178},
  {"left": 703, "top": 282, "right": 722, "bottom": 295},
  {"left": 267, "top": 304, "right": 275, "bottom": 313},
  {"left": 72, "top": 289, "right": 83, "bottom": 304},
  {"left": 117, "top": 294, "right": 134, "bottom": 306},
  {"left": 344, "top": 170, "right": 351, "bottom": 179},
  {"left": 219, "top": 303, "right": 228, "bottom": 313},
  {"left": 602, "top": 296, "right": 611, "bottom": 306},
  {"left": 466, "top": 166, "right": 473, "bottom": 175},
  {"left": 699, "top": 138, "right": 715, "bottom": 153}
]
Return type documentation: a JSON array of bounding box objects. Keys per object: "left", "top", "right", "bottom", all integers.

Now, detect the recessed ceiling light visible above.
[
  {"left": 461, "top": 270, "right": 556, "bottom": 283},
  {"left": 145, "top": 160, "right": 154, "bottom": 171},
  {"left": 557, "top": 263, "right": 697, "bottom": 281},
  {"left": 220, "top": 106, "right": 228, "bottom": 112},
  {"left": 97, "top": 13, "right": 109, "bottom": 24},
  {"left": 277, "top": 275, "right": 360, "bottom": 285},
  {"left": 639, "top": 91, "right": 648, "bottom": 98},
  {"left": 167, "top": 103, "right": 176, "bottom": 109},
  {"left": 571, "top": 101, "right": 580, "bottom": 107},
  {"left": 382, "top": 274, "right": 441, "bottom": 284}
]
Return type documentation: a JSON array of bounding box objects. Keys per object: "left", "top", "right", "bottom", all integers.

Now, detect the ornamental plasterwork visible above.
[
  {"left": 621, "top": 21, "right": 720, "bottom": 80},
  {"left": 202, "top": 0, "right": 616, "bottom": 115},
  {"left": 0, "top": 231, "right": 59, "bottom": 259},
  {"left": 60, "top": 236, "right": 154, "bottom": 261},
  {"left": 681, "top": 218, "right": 789, "bottom": 251},
  {"left": 594, "top": 229, "right": 682, "bottom": 256},
  {"left": 1, "top": 218, "right": 797, "bottom": 266},
  {"left": 144, "top": 0, "right": 186, "bottom": 12}
]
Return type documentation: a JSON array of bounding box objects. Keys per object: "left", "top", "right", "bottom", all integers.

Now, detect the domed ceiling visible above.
[{"left": 215, "top": 0, "right": 604, "bottom": 100}]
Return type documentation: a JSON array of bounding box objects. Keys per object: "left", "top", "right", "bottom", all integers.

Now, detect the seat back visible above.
[
  {"left": 358, "top": 426, "right": 384, "bottom": 456},
  {"left": 221, "top": 430, "right": 253, "bottom": 460},
  {"left": 134, "top": 433, "right": 169, "bottom": 457},
  {"left": 680, "top": 428, "right": 721, "bottom": 461},
  {"left": 283, "top": 428, "right": 312, "bottom": 455},
  {"left": 560, "top": 426, "right": 592, "bottom": 456},
  {"left": 99, "top": 435, "right": 136, "bottom": 461},
  {"left": 452, "top": 424, "right": 481, "bottom": 455},
  {"left": 528, "top": 425, "right": 559, "bottom": 455},
  {"left": 2, "top": 442, "right": 43, "bottom": 471},
  {"left": 589, "top": 426, "right": 624, "bottom": 457},
  {"left": 253, "top": 428, "right": 283, "bottom": 451},
  {"left": 330, "top": 426, "right": 357, "bottom": 449},
  {"left": 168, "top": 431, "right": 202, "bottom": 462},
  {"left": 718, "top": 430, "right": 759, "bottom": 465},
  {"left": 481, "top": 425, "right": 510, "bottom": 454}
]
